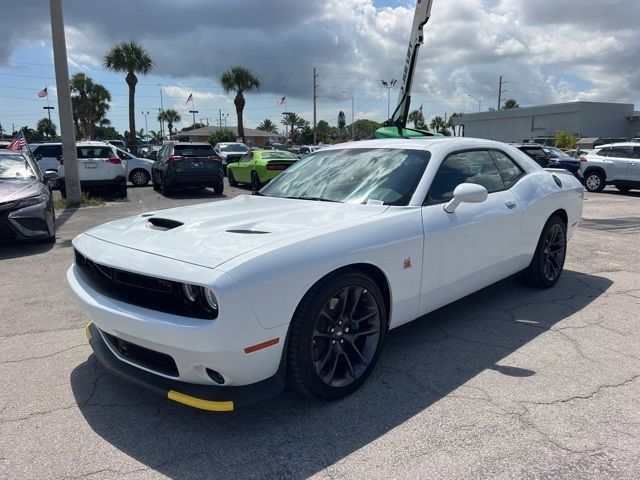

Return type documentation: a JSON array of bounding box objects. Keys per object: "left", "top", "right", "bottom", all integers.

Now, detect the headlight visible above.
[
  {"left": 182, "top": 284, "right": 198, "bottom": 303},
  {"left": 16, "top": 194, "right": 48, "bottom": 208},
  {"left": 203, "top": 288, "right": 218, "bottom": 311}
]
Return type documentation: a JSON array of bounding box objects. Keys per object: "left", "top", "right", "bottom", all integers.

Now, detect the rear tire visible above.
[
  {"left": 287, "top": 270, "right": 387, "bottom": 400},
  {"left": 152, "top": 171, "right": 160, "bottom": 190},
  {"left": 161, "top": 176, "right": 171, "bottom": 196},
  {"left": 228, "top": 170, "right": 238, "bottom": 187},
  {"left": 213, "top": 179, "right": 224, "bottom": 195},
  {"left": 523, "top": 215, "right": 567, "bottom": 288},
  {"left": 584, "top": 171, "right": 605, "bottom": 192},
  {"left": 251, "top": 171, "right": 262, "bottom": 192},
  {"left": 130, "top": 169, "right": 150, "bottom": 186}
]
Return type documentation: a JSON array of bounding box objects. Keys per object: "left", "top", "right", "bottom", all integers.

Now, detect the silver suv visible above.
[{"left": 580, "top": 142, "right": 640, "bottom": 193}]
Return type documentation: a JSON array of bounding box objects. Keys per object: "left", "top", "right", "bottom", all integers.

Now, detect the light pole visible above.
[
  {"left": 282, "top": 111, "right": 293, "bottom": 142},
  {"left": 157, "top": 84, "right": 165, "bottom": 139},
  {"left": 381, "top": 79, "right": 397, "bottom": 119},
  {"left": 141, "top": 111, "right": 149, "bottom": 138},
  {"left": 467, "top": 93, "right": 481, "bottom": 113}
]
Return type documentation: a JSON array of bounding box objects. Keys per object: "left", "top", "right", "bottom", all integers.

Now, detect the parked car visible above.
[
  {"left": 566, "top": 149, "right": 592, "bottom": 159},
  {"left": 212, "top": 142, "right": 248, "bottom": 175},
  {"left": 579, "top": 142, "right": 640, "bottom": 193},
  {"left": 30, "top": 143, "right": 63, "bottom": 173},
  {"left": 542, "top": 147, "right": 581, "bottom": 178},
  {"left": 0, "top": 141, "right": 10, "bottom": 149},
  {"left": 69, "top": 137, "right": 583, "bottom": 411},
  {"left": 227, "top": 149, "right": 299, "bottom": 191},
  {"left": 151, "top": 142, "right": 224, "bottom": 195},
  {"left": 114, "top": 147, "right": 153, "bottom": 186},
  {"left": 147, "top": 145, "right": 163, "bottom": 160},
  {"left": 299, "top": 145, "right": 319, "bottom": 156},
  {"left": 105, "top": 140, "right": 127, "bottom": 151},
  {"left": 0, "top": 149, "right": 56, "bottom": 243},
  {"left": 58, "top": 141, "right": 127, "bottom": 198},
  {"left": 512, "top": 143, "right": 550, "bottom": 167}
]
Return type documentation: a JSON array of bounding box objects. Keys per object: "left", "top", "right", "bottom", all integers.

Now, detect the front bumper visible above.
[
  {"left": 0, "top": 200, "right": 51, "bottom": 241},
  {"left": 86, "top": 322, "right": 286, "bottom": 411}
]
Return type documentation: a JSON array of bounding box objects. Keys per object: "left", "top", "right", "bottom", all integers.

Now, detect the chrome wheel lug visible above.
[
  {"left": 338, "top": 320, "right": 342, "bottom": 325},
  {"left": 340, "top": 339, "right": 344, "bottom": 344},
  {"left": 330, "top": 328, "right": 335, "bottom": 333},
  {"left": 331, "top": 340, "right": 336, "bottom": 344},
  {"left": 345, "top": 327, "right": 350, "bottom": 333}
]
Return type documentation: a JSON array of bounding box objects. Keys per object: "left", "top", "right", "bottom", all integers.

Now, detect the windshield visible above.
[
  {"left": 260, "top": 148, "right": 430, "bottom": 206},
  {"left": 262, "top": 151, "right": 297, "bottom": 160},
  {"left": 220, "top": 144, "right": 248, "bottom": 153},
  {"left": 0, "top": 154, "right": 37, "bottom": 179},
  {"left": 545, "top": 147, "right": 571, "bottom": 158}
]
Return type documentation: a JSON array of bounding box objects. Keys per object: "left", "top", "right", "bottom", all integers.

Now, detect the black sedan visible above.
[
  {"left": 543, "top": 146, "right": 582, "bottom": 179},
  {"left": 0, "top": 150, "right": 57, "bottom": 243}
]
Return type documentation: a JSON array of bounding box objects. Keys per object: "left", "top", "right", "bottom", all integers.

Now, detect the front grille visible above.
[
  {"left": 74, "top": 249, "right": 217, "bottom": 319},
  {"left": 102, "top": 330, "right": 179, "bottom": 377},
  {"left": 15, "top": 218, "right": 47, "bottom": 232}
]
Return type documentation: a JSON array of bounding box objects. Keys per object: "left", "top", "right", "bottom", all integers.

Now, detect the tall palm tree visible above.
[
  {"left": 158, "top": 109, "right": 181, "bottom": 139},
  {"left": 257, "top": 118, "right": 278, "bottom": 134},
  {"left": 70, "top": 73, "right": 111, "bottom": 140},
  {"left": 36, "top": 117, "right": 57, "bottom": 141},
  {"left": 447, "top": 112, "right": 463, "bottom": 136},
  {"left": 147, "top": 130, "right": 163, "bottom": 144},
  {"left": 281, "top": 112, "right": 302, "bottom": 142},
  {"left": 220, "top": 66, "right": 261, "bottom": 142},
  {"left": 103, "top": 41, "right": 154, "bottom": 154}
]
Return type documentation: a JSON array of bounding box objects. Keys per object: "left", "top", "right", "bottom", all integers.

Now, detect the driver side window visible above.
[{"left": 425, "top": 150, "right": 505, "bottom": 205}]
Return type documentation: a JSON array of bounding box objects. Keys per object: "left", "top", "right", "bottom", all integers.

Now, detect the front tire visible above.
[
  {"left": 584, "top": 171, "right": 605, "bottom": 192},
  {"left": 228, "top": 170, "right": 238, "bottom": 187},
  {"left": 287, "top": 270, "right": 387, "bottom": 400},
  {"left": 161, "top": 176, "right": 171, "bottom": 196},
  {"left": 523, "top": 215, "right": 567, "bottom": 288}
]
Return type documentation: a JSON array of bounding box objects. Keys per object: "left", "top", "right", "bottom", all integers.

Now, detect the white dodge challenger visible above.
[{"left": 68, "top": 137, "right": 583, "bottom": 411}]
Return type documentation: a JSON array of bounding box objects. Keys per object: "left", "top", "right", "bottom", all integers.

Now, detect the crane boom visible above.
[{"left": 377, "top": 0, "right": 435, "bottom": 138}]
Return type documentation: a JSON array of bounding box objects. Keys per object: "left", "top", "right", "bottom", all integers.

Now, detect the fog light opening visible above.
[{"left": 206, "top": 368, "right": 225, "bottom": 385}]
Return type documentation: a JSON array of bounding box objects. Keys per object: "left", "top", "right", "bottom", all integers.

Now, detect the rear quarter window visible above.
[{"left": 77, "top": 147, "right": 113, "bottom": 159}]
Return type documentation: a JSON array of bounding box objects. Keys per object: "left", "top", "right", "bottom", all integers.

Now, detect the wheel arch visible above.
[
  {"left": 550, "top": 208, "right": 568, "bottom": 227},
  {"left": 301, "top": 263, "right": 392, "bottom": 328},
  {"left": 583, "top": 166, "right": 606, "bottom": 180}
]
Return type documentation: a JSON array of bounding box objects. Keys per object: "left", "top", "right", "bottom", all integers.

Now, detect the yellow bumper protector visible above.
[
  {"left": 167, "top": 390, "right": 234, "bottom": 412},
  {"left": 85, "top": 322, "right": 93, "bottom": 341}
]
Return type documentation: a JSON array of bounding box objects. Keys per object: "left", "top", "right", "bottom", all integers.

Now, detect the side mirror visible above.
[
  {"left": 43, "top": 170, "right": 59, "bottom": 180},
  {"left": 444, "top": 183, "right": 488, "bottom": 213}
]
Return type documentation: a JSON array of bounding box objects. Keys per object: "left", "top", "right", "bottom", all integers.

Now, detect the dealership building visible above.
[{"left": 453, "top": 101, "right": 640, "bottom": 145}]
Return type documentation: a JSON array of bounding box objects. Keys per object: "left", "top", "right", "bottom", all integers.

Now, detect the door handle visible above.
[{"left": 505, "top": 200, "right": 517, "bottom": 209}]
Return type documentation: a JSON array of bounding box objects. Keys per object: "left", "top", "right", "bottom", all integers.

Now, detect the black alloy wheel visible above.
[
  {"left": 523, "top": 215, "right": 567, "bottom": 288},
  {"left": 288, "top": 270, "right": 387, "bottom": 400}
]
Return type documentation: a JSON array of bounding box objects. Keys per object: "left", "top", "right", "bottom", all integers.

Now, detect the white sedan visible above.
[
  {"left": 68, "top": 138, "right": 583, "bottom": 411},
  {"left": 115, "top": 147, "right": 154, "bottom": 186}
]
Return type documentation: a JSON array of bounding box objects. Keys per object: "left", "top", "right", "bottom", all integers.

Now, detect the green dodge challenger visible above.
[{"left": 227, "top": 149, "right": 299, "bottom": 191}]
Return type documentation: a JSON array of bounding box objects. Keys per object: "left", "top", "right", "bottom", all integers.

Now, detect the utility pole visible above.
[
  {"left": 351, "top": 96, "right": 355, "bottom": 141},
  {"left": 218, "top": 108, "right": 223, "bottom": 130},
  {"left": 188, "top": 95, "right": 198, "bottom": 128},
  {"left": 158, "top": 85, "right": 165, "bottom": 138},
  {"left": 43, "top": 85, "right": 55, "bottom": 125},
  {"left": 313, "top": 67, "right": 318, "bottom": 145},
  {"left": 497, "top": 75, "right": 504, "bottom": 111},
  {"left": 50, "top": 0, "right": 80, "bottom": 206},
  {"left": 467, "top": 93, "right": 481, "bottom": 112}
]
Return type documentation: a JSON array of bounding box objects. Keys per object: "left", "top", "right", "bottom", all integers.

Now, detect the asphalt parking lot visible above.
[{"left": 1, "top": 183, "right": 639, "bottom": 480}]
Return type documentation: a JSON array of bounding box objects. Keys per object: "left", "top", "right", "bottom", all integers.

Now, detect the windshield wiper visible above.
[{"left": 283, "top": 196, "right": 340, "bottom": 203}]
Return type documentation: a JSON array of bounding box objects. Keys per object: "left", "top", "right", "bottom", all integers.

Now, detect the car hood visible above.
[
  {"left": 84, "top": 195, "right": 389, "bottom": 269},
  {"left": 0, "top": 178, "right": 43, "bottom": 202}
]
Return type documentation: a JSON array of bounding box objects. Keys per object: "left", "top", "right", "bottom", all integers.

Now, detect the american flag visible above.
[
  {"left": 37, "top": 87, "right": 48, "bottom": 98},
  {"left": 418, "top": 103, "right": 423, "bottom": 116},
  {"left": 276, "top": 96, "right": 286, "bottom": 106},
  {"left": 186, "top": 93, "right": 193, "bottom": 104},
  {"left": 8, "top": 132, "right": 27, "bottom": 151}
]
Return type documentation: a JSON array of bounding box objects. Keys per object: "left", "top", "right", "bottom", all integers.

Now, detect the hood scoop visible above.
[
  {"left": 226, "top": 229, "right": 269, "bottom": 234},
  {"left": 146, "top": 217, "right": 184, "bottom": 231}
]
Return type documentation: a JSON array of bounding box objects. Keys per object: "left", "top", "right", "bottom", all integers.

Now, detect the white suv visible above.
[
  {"left": 58, "top": 141, "right": 127, "bottom": 198},
  {"left": 580, "top": 142, "right": 640, "bottom": 193}
]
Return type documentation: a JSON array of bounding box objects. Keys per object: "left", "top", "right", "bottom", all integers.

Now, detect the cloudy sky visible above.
[{"left": 0, "top": 0, "right": 638, "bottom": 136}]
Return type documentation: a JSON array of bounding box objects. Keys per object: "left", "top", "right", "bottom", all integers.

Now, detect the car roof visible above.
[
  {"left": 320, "top": 137, "right": 516, "bottom": 152},
  {"left": 595, "top": 142, "right": 640, "bottom": 148},
  {"left": 170, "top": 142, "right": 212, "bottom": 146},
  {"left": 511, "top": 143, "right": 544, "bottom": 148}
]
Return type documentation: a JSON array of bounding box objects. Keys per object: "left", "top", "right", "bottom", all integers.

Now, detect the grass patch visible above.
[{"left": 54, "top": 192, "right": 105, "bottom": 209}]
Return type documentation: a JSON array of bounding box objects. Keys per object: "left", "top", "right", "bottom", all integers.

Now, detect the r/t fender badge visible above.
[{"left": 403, "top": 258, "right": 412, "bottom": 269}]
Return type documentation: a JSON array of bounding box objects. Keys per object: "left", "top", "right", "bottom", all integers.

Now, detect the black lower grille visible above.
[
  {"left": 102, "top": 330, "right": 179, "bottom": 377},
  {"left": 15, "top": 218, "right": 47, "bottom": 232}
]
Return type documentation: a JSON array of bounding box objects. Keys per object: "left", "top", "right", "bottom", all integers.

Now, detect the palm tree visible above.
[
  {"left": 408, "top": 109, "right": 425, "bottom": 129},
  {"left": 220, "top": 66, "right": 261, "bottom": 142},
  {"left": 147, "top": 130, "right": 163, "bottom": 143},
  {"left": 447, "top": 112, "right": 463, "bottom": 136},
  {"left": 70, "top": 73, "right": 111, "bottom": 139},
  {"left": 257, "top": 118, "right": 278, "bottom": 134},
  {"left": 36, "top": 117, "right": 57, "bottom": 141},
  {"left": 281, "top": 112, "right": 302, "bottom": 142},
  {"left": 158, "top": 109, "right": 181, "bottom": 139},
  {"left": 103, "top": 41, "right": 154, "bottom": 154},
  {"left": 430, "top": 116, "right": 448, "bottom": 135},
  {"left": 503, "top": 98, "right": 519, "bottom": 109}
]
